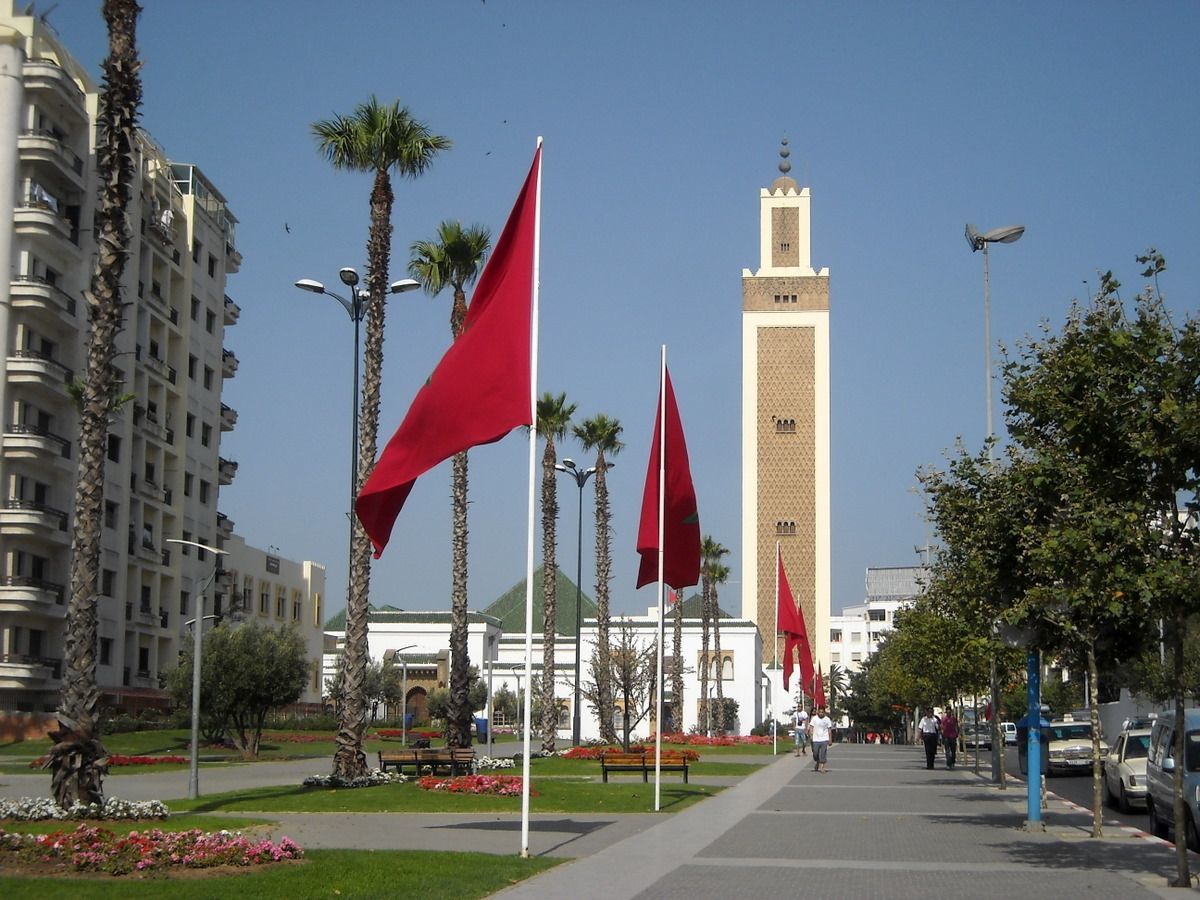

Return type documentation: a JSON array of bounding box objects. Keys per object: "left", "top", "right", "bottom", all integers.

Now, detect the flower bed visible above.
[
  {"left": 417, "top": 774, "right": 529, "bottom": 796},
  {"left": 0, "top": 797, "right": 169, "bottom": 822},
  {"left": 261, "top": 732, "right": 328, "bottom": 744},
  {"left": 302, "top": 769, "right": 405, "bottom": 788},
  {"left": 28, "top": 753, "right": 187, "bottom": 770},
  {"left": 563, "top": 744, "right": 700, "bottom": 761},
  {"left": 475, "top": 756, "right": 515, "bottom": 770},
  {"left": 654, "top": 733, "right": 771, "bottom": 747},
  {"left": 373, "top": 728, "right": 442, "bottom": 740},
  {"left": 0, "top": 824, "right": 302, "bottom": 876}
]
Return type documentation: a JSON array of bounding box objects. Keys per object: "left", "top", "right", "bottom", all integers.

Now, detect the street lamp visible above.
[
  {"left": 387, "top": 644, "right": 418, "bottom": 746},
  {"left": 555, "top": 457, "right": 599, "bottom": 745},
  {"left": 293, "top": 272, "right": 420, "bottom": 606},
  {"left": 965, "top": 222, "right": 1025, "bottom": 784},
  {"left": 166, "top": 539, "right": 227, "bottom": 800}
]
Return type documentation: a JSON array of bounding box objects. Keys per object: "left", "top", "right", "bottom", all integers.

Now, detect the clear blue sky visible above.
[{"left": 52, "top": 2, "right": 1200, "bottom": 619}]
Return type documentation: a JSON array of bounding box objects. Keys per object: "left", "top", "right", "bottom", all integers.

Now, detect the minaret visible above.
[{"left": 740, "top": 139, "right": 831, "bottom": 685}]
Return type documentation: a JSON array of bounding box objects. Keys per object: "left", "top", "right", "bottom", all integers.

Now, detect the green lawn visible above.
[
  {"left": 166, "top": 777, "right": 720, "bottom": 815},
  {"left": 0, "top": 848, "right": 560, "bottom": 898}
]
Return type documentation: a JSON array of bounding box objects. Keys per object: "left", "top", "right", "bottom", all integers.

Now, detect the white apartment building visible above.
[
  {"left": 829, "top": 565, "right": 928, "bottom": 674},
  {"left": 0, "top": 5, "right": 242, "bottom": 718}
]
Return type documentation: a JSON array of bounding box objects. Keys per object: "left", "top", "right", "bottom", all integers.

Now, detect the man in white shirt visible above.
[
  {"left": 809, "top": 705, "right": 833, "bottom": 773},
  {"left": 918, "top": 706, "right": 941, "bottom": 770},
  {"left": 793, "top": 705, "right": 810, "bottom": 757}
]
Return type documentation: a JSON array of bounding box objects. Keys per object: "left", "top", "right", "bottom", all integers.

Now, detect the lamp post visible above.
[
  {"left": 387, "top": 643, "right": 417, "bottom": 746},
  {"left": 166, "top": 539, "right": 227, "bottom": 800},
  {"left": 966, "top": 223, "right": 1025, "bottom": 784},
  {"left": 554, "top": 458, "right": 598, "bottom": 745},
  {"left": 293, "top": 272, "right": 420, "bottom": 605}
]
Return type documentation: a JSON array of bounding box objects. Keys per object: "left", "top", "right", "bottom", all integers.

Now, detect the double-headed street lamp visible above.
[
  {"left": 554, "top": 458, "right": 600, "bottom": 746},
  {"left": 965, "top": 223, "right": 1025, "bottom": 785},
  {"left": 166, "top": 538, "right": 227, "bottom": 800},
  {"left": 293, "top": 271, "right": 419, "bottom": 603}
]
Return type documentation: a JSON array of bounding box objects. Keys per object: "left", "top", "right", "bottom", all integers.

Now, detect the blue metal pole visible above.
[{"left": 1025, "top": 649, "right": 1043, "bottom": 829}]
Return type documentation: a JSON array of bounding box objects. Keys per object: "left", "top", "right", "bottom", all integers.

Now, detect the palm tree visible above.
[
  {"left": 701, "top": 537, "right": 731, "bottom": 733},
  {"left": 408, "top": 221, "right": 491, "bottom": 748},
  {"left": 536, "top": 392, "right": 575, "bottom": 753},
  {"left": 312, "top": 97, "right": 450, "bottom": 777},
  {"left": 670, "top": 588, "right": 684, "bottom": 735},
  {"left": 572, "top": 415, "right": 623, "bottom": 742},
  {"left": 826, "top": 663, "right": 849, "bottom": 717},
  {"left": 48, "top": 0, "right": 143, "bottom": 809}
]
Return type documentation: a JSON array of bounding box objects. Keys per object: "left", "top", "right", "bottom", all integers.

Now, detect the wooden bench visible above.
[
  {"left": 600, "top": 750, "right": 689, "bottom": 783},
  {"left": 378, "top": 747, "right": 476, "bottom": 776}
]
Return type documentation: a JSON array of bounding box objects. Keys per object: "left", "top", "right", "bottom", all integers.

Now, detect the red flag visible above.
[
  {"left": 635, "top": 368, "right": 701, "bottom": 590},
  {"left": 778, "top": 551, "right": 814, "bottom": 693},
  {"left": 667, "top": 588, "right": 680, "bottom": 605},
  {"left": 814, "top": 664, "right": 827, "bottom": 707},
  {"left": 356, "top": 147, "right": 541, "bottom": 556}
]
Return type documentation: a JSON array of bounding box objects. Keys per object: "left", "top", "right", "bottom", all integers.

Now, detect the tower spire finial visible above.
[{"left": 778, "top": 137, "right": 792, "bottom": 176}]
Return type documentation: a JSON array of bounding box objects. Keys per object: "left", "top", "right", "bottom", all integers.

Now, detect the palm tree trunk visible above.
[
  {"left": 700, "top": 577, "right": 711, "bottom": 734},
  {"left": 333, "top": 166, "right": 394, "bottom": 778},
  {"left": 447, "top": 449, "right": 471, "bottom": 747},
  {"left": 671, "top": 596, "right": 683, "bottom": 734},
  {"left": 50, "top": 0, "right": 142, "bottom": 809},
  {"left": 713, "top": 588, "right": 725, "bottom": 733},
  {"left": 540, "top": 442, "right": 560, "bottom": 754},
  {"left": 593, "top": 461, "right": 617, "bottom": 743}
]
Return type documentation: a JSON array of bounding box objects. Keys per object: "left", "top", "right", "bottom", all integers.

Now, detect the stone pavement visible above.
[{"left": 3, "top": 744, "right": 1198, "bottom": 897}]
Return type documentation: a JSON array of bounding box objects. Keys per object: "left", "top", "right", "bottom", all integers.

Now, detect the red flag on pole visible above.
[
  {"left": 777, "top": 550, "right": 815, "bottom": 693},
  {"left": 635, "top": 368, "right": 700, "bottom": 590},
  {"left": 667, "top": 588, "right": 680, "bottom": 605},
  {"left": 356, "top": 147, "right": 541, "bottom": 556}
]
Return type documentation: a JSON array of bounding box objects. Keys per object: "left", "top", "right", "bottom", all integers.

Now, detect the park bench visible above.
[
  {"left": 378, "top": 747, "right": 476, "bottom": 776},
  {"left": 599, "top": 749, "right": 689, "bottom": 783}
]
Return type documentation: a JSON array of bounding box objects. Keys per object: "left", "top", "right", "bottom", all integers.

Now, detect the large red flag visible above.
[
  {"left": 778, "top": 551, "right": 815, "bottom": 692},
  {"left": 635, "top": 368, "right": 701, "bottom": 590},
  {"left": 356, "top": 147, "right": 541, "bottom": 556}
]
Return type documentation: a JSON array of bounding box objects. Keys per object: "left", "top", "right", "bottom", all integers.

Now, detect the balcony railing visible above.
[
  {"left": 223, "top": 294, "right": 240, "bottom": 324},
  {"left": 10, "top": 274, "right": 76, "bottom": 316},
  {"left": 0, "top": 654, "right": 62, "bottom": 679},
  {"left": 4, "top": 498, "right": 69, "bottom": 530},
  {"left": 0, "top": 576, "right": 65, "bottom": 604},
  {"left": 8, "top": 348, "right": 73, "bottom": 382},
  {"left": 18, "top": 129, "right": 84, "bottom": 175},
  {"left": 2, "top": 423, "right": 72, "bottom": 458}
]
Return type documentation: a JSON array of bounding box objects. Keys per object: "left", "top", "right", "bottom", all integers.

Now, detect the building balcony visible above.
[
  {"left": 0, "top": 576, "right": 66, "bottom": 616},
  {"left": 9, "top": 275, "right": 77, "bottom": 321},
  {"left": 140, "top": 283, "right": 180, "bottom": 327},
  {"left": 131, "top": 473, "right": 170, "bottom": 505},
  {"left": 220, "top": 403, "right": 237, "bottom": 432},
  {"left": 5, "top": 349, "right": 73, "bottom": 398},
  {"left": 132, "top": 406, "right": 174, "bottom": 445},
  {"left": 136, "top": 347, "right": 177, "bottom": 385},
  {"left": 223, "top": 294, "right": 240, "bottom": 325},
  {"left": 17, "top": 129, "right": 86, "bottom": 190},
  {"left": 22, "top": 59, "right": 87, "bottom": 118},
  {"left": 217, "top": 511, "right": 233, "bottom": 537},
  {"left": 221, "top": 348, "right": 238, "bottom": 378},
  {"left": 2, "top": 423, "right": 73, "bottom": 468},
  {"left": 14, "top": 197, "right": 80, "bottom": 253},
  {"left": 1, "top": 499, "right": 70, "bottom": 541},
  {"left": 218, "top": 456, "right": 238, "bottom": 485},
  {"left": 0, "top": 654, "right": 63, "bottom": 689}
]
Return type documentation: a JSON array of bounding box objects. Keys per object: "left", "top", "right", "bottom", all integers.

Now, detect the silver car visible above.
[{"left": 1103, "top": 728, "right": 1151, "bottom": 813}]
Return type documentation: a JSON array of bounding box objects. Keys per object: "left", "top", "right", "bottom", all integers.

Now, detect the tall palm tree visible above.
[
  {"left": 826, "top": 663, "right": 848, "bottom": 717},
  {"left": 701, "top": 537, "right": 730, "bottom": 733},
  {"left": 48, "top": 0, "right": 143, "bottom": 809},
  {"left": 536, "top": 392, "right": 575, "bottom": 753},
  {"left": 572, "top": 415, "right": 623, "bottom": 743},
  {"left": 408, "top": 221, "right": 490, "bottom": 748},
  {"left": 312, "top": 97, "right": 450, "bottom": 777},
  {"left": 670, "top": 588, "right": 684, "bottom": 735}
]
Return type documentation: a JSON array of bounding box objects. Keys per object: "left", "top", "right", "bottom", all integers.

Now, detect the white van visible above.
[
  {"left": 1144, "top": 708, "right": 1200, "bottom": 850},
  {"left": 1001, "top": 722, "right": 1017, "bottom": 745}
]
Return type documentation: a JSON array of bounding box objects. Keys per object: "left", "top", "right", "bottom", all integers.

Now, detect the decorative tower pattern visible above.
[{"left": 740, "top": 140, "right": 831, "bottom": 681}]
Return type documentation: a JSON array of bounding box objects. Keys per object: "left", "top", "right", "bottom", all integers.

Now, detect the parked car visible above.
[
  {"left": 1001, "top": 721, "right": 1017, "bottom": 746},
  {"left": 962, "top": 723, "right": 991, "bottom": 751},
  {"left": 1103, "top": 728, "right": 1152, "bottom": 813},
  {"left": 1145, "top": 709, "right": 1200, "bottom": 850},
  {"left": 1046, "top": 719, "right": 1108, "bottom": 775}
]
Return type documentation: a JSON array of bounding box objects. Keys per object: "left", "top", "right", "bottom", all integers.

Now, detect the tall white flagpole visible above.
[
  {"left": 653, "top": 345, "right": 667, "bottom": 812},
  {"left": 774, "top": 541, "right": 779, "bottom": 756},
  {"left": 519, "top": 137, "right": 543, "bottom": 858}
]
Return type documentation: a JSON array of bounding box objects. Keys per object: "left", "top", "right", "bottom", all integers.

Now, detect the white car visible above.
[
  {"left": 1047, "top": 719, "right": 1108, "bottom": 775},
  {"left": 1001, "top": 722, "right": 1017, "bottom": 745},
  {"left": 1103, "top": 728, "right": 1151, "bottom": 813}
]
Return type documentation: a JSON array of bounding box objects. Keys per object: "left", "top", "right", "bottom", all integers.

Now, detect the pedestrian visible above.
[
  {"left": 918, "top": 706, "right": 941, "bottom": 769},
  {"left": 809, "top": 705, "right": 833, "bottom": 773},
  {"left": 940, "top": 707, "right": 959, "bottom": 769},
  {"left": 793, "top": 705, "right": 810, "bottom": 757}
]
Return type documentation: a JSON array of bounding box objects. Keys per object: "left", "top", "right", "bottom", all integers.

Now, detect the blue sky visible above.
[{"left": 52, "top": 1, "right": 1200, "bottom": 618}]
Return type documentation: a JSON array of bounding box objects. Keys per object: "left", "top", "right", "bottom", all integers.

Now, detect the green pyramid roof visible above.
[
  {"left": 483, "top": 565, "right": 598, "bottom": 636},
  {"left": 324, "top": 603, "right": 402, "bottom": 631},
  {"left": 673, "top": 592, "right": 733, "bottom": 618}
]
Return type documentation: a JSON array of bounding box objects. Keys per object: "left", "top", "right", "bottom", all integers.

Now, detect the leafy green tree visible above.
[
  {"left": 409, "top": 221, "right": 491, "bottom": 748},
  {"left": 167, "top": 623, "right": 308, "bottom": 759},
  {"left": 535, "top": 392, "right": 575, "bottom": 752},
  {"left": 49, "top": 0, "right": 143, "bottom": 810},
  {"left": 573, "top": 415, "right": 624, "bottom": 743},
  {"left": 312, "top": 97, "right": 450, "bottom": 778},
  {"left": 491, "top": 683, "right": 519, "bottom": 727}
]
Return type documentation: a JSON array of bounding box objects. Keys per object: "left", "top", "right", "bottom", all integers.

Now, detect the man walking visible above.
[
  {"left": 793, "top": 704, "right": 810, "bottom": 757},
  {"left": 918, "top": 706, "right": 941, "bottom": 770},
  {"left": 940, "top": 707, "right": 959, "bottom": 769},
  {"left": 809, "top": 705, "right": 833, "bottom": 773}
]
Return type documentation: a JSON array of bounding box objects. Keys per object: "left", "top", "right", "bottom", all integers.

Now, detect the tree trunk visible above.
[
  {"left": 1086, "top": 641, "right": 1103, "bottom": 838},
  {"left": 446, "top": 450, "right": 472, "bottom": 747},
  {"left": 593, "top": 460, "right": 617, "bottom": 743},
  {"left": 540, "top": 443, "right": 560, "bottom": 754},
  {"left": 1169, "top": 610, "right": 1191, "bottom": 887},
  {"left": 700, "top": 577, "right": 711, "bottom": 735},
  {"left": 51, "top": 0, "right": 143, "bottom": 809},
  {"left": 713, "top": 588, "right": 725, "bottom": 733},
  {"left": 671, "top": 596, "right": 683, "bottom": 734}
]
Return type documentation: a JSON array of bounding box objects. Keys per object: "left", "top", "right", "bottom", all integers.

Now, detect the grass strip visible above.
[{"left": 0, "top": 814, "right": 275, "bottom": 836}]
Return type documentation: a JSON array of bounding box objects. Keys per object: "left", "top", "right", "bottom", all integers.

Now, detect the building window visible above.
[
  {"left": 99, "top": 637, "right": 112, "bottom": 666},
  {"left": 197, "top": 539, "right": 208, "bottom": 562},
  {"left": 830, "top": 629, "right": 842, "bottom": 643},
  {"left": 851, "top": 652, "right": 863, "bottom": 662},
  {"left": 101, "top": 569, "right": 116, "bottom": 597},
  {"left": 190, "top": 297, "right": 199, "bottom": 321},
  {"left": 104, "top": 500, "right": 119, "bottom": 529},
  {"left": 199, "top": 480, "right": 210, "bottom": 504},
  {"left": 312, "top": 592, "right": 322, "bottom": 628},
  {"left": 868, "top": 608, "right": 887, "bottom": 621},
  {"left": 831, "top": 652, "right": 841, "bottom": 664},
  {"left": 775, "top": 418, "right": 796, "bottom": 433},
  {"left": 203, "top": 366, "right": 213, "bottom": 390},
  {"left": 192, "top": 239, "right": 200, "bottom": 263},
  {"left": 183, "top": 473, "right": 193, "bottom": 497},
  {"left": 186, "top": 413, "right": 195, "bottom": 437},
  {"left": 200, "top": 422, "right": 212, "bottom": 447},
  {"left": 276, "top": 589, "right": 285, "bottom": 618},
  {"left": 292, "top": 595, "right": 301, "bottom": 622},
  {"left": 775, "top": 521, "right": 797, "bottom": 535},
  {"left": 260, "top": 589, "right": 269, "bottom": 615},
  {"left": 188, "top": 355, "right": 197, "bottom": 380},
  {"left": 140, "top": 584, "right": 152, "bottom": 613},
  {"left": 205, "top": 308, "right": 216, "bottom": 334},
  {"left": 106, "top": 434, "right": 120, "bottom": 462},
  {"left": 208, "top": 254, "right": 217, "bottom": 277},
  {"left": 180, "top": 590, "right": 190, "bottom": 615},
  {"left": 779, "top": 242, "right": 791, "bottom": 253}
]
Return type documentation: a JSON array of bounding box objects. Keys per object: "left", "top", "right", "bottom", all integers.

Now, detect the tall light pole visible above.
[
  {"left": 388, "top": 643, "right": 417, "bottom": 746},
  {"left": 293, "top": 272, "right": 420, "bottom": 606},
  {"left": 965, "top": 222, "right": 1025, "bottom": 785},
  {"left": 166, "top": 539, "right": 227, "bottom": 800},
  {"left": 555, "top": 457, "right": 598, "bottom": 745}
]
